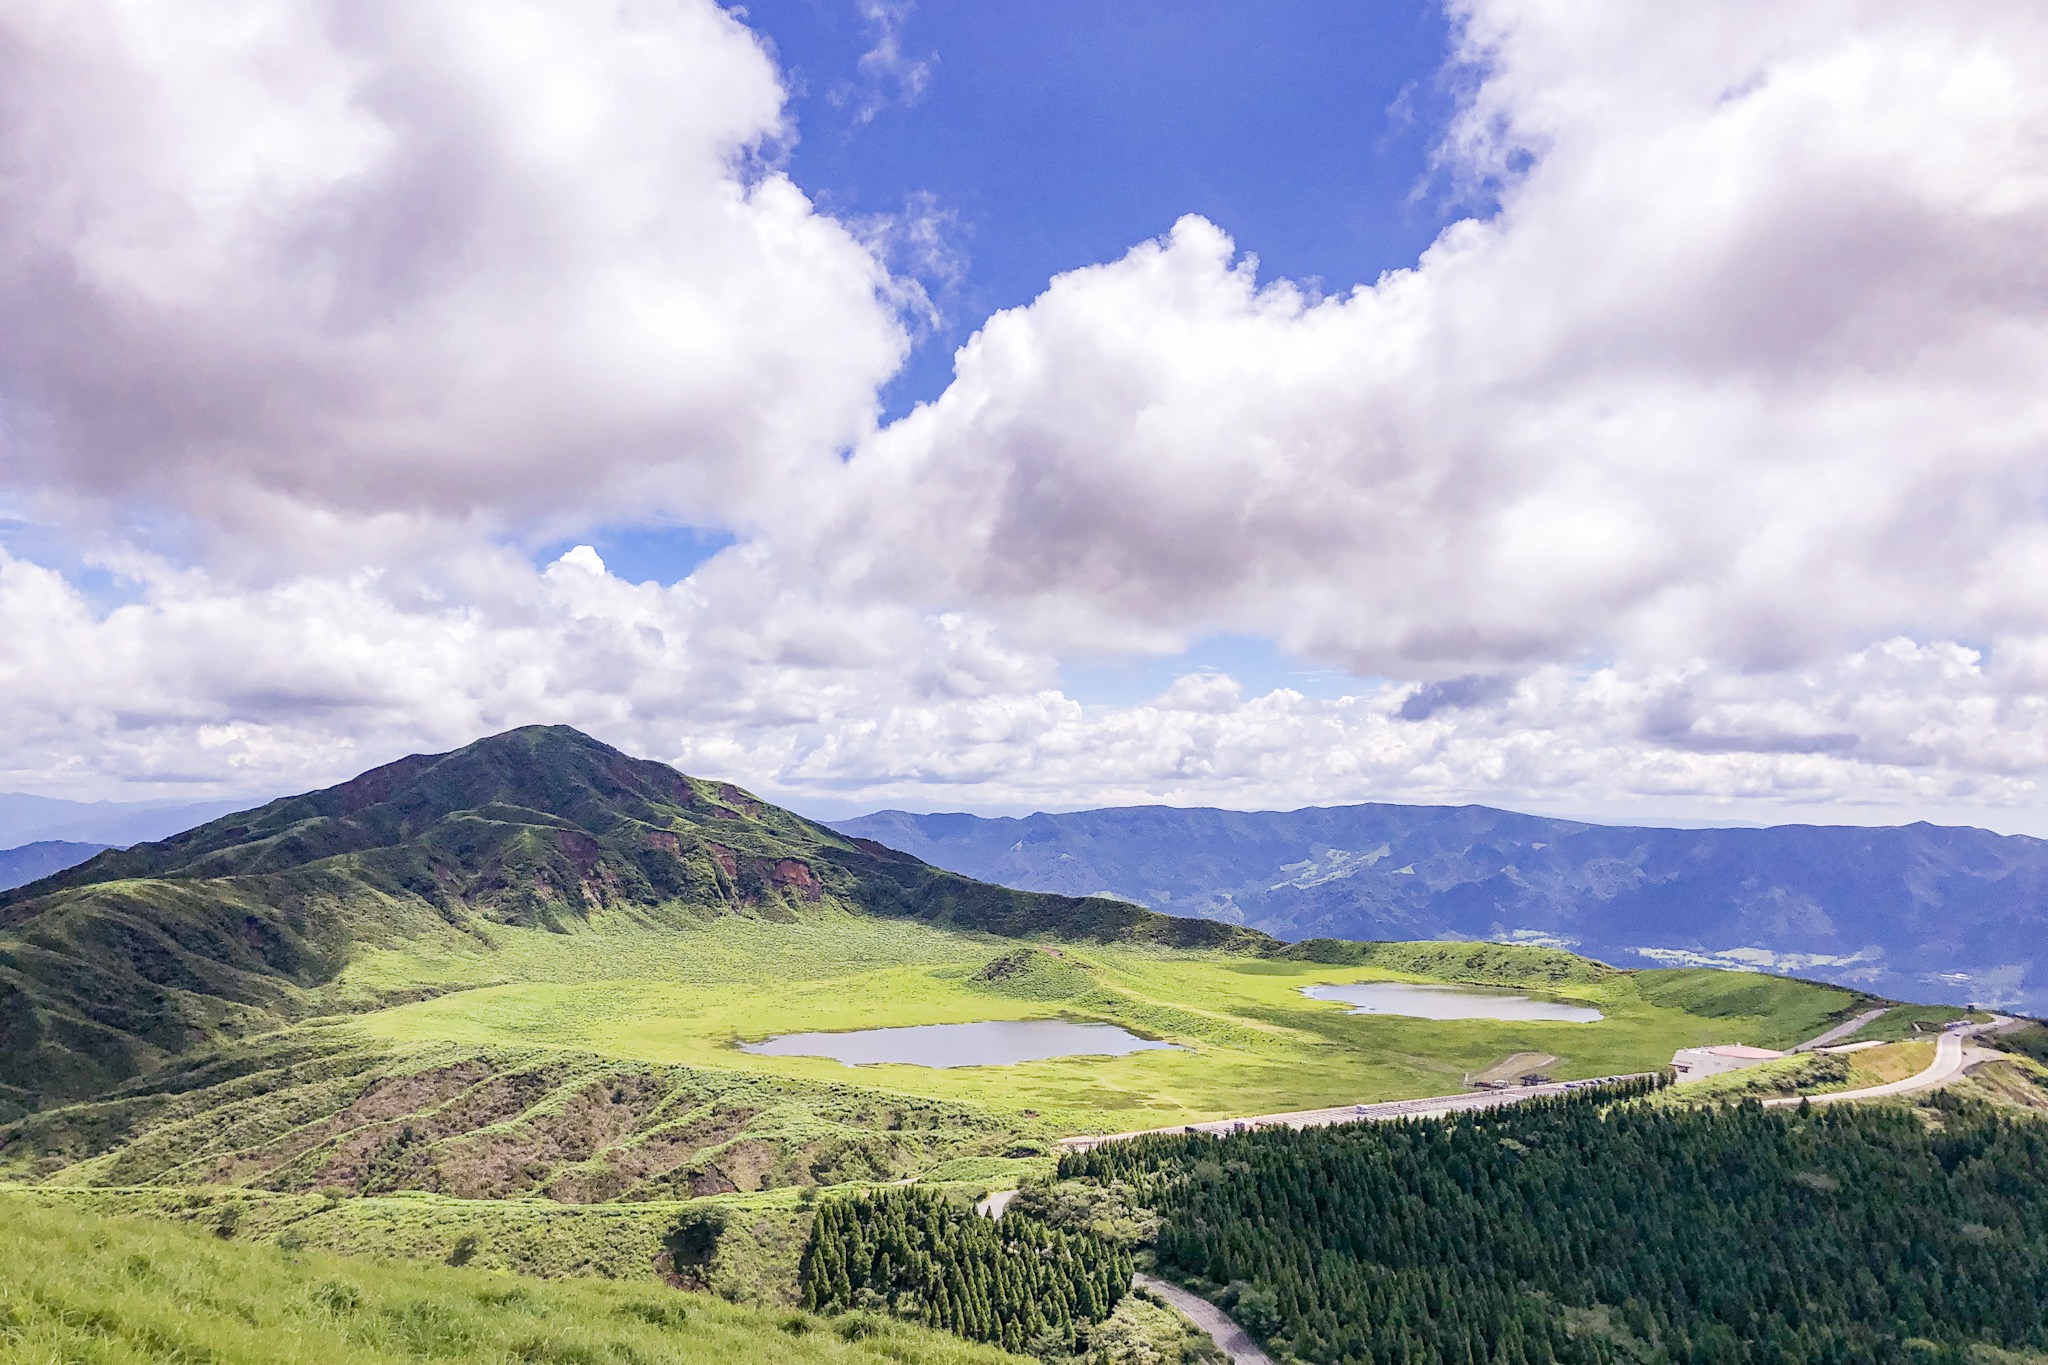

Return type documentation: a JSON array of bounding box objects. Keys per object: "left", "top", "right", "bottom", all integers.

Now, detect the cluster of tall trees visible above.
[
  {"left": 800, "top": 1186, "right": 1133, "bottom": 1356},
  {"left": 1061, "top": 1085, "right": 2048, "bottom": 1364}
]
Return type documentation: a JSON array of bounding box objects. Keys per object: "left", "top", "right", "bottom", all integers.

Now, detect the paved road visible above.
[
  {"left": 974, "top": 1189, "right": 1017, "bottom": 1219},
  {"left": 1059, "top": 1073, "right": 1655, "bottom": 1151},
  {"left": 1791, "top": 1008, "right": 1888, "bottom": 1052},
  {"left": 1762, "top": 1017, "right": 2013, "bottom": 1108},
  {"left": 1134, "top": 1274, "right": 1274, "bottom": 1365}
]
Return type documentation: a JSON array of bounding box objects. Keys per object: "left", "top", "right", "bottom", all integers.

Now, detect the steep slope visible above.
[
  {"left": 0, "top": 840, "right": 109, "bottom": 892},
  {"left": 0, "top": 727, "right": 1259, "bottom": 1116},
  {"left": 832, "top": 805, "right": 2048, "bottom": 1012}
]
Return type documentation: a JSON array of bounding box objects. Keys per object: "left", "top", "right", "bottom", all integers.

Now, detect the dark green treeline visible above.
[
  {"left": 1061, "top": 1084, "right": 2048, "bottom": 1365},
  {"left": 800, "top": 1186, "right": 1133, "bottom": 1356}
]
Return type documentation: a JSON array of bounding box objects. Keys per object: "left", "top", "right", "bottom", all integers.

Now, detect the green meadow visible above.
[
  {"left": 0, "top": 1191, "right": 1023, "bottom": 1365},
  {"left": 347, "top": 909, "right": 1861, "bottom": 1137}
]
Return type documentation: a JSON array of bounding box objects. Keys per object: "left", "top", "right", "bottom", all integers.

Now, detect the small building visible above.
[{"left": 1670, "top": 1043, "right": 1787, "bottom": 1082}]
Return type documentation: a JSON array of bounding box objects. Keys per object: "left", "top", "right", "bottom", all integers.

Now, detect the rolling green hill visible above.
[{"left": 0, "top": 726, "right": 1257, "bottom": 1118}]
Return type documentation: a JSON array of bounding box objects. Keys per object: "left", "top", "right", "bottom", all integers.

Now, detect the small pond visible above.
[
  {"left": 738, "top": 1019, "right": 1181, "bottom": 1068},
  {"left": 1302, "top": 981, "right": 1603, "bottom": 1023}
]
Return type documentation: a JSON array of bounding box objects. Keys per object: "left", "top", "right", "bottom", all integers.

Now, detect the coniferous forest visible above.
[
  {"left": 1060, "top": 1084, "right": 2048, "bottom": 1365},
  {"left": 800, "top": 1186, "right": 1135, "bottom": 1356}
]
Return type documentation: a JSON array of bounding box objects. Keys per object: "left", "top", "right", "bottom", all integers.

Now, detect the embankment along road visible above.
[
  {"left": 1764, "top": 1017, "right": 2016, "bottom": 1108},
  {"left": 1058, "top": 1073, "right": 1655, "bottom": 1152},
  {"left": 1133, "top": 1273, "right": 1275, "bottom": 1365}
]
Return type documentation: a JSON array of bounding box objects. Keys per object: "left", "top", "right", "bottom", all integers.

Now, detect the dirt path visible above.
[
  {"left": 1134, "top": 1274, "right": 1274, "bottom": 1365},
  {"left": 1059, "top": 1073, "right": 1654, "bottom": 1151},
  {"left": 1790, "top": 1008, "right": 1888, "bottom": 1052}
]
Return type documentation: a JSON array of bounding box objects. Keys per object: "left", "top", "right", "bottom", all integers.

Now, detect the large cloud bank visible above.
[
  {"left": 0, "top": 0, "right": 904, "bottom": 555},
  {"left": 2, "top": 0, "right": 2047, "bottom": 827},
  {"left": 815, "top": 3, "right": 2048, "bottom": 675}
]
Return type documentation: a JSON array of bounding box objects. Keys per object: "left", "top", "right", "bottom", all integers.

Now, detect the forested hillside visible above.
[
  {"left": 837, "top": 805, "right": 2048, "bottom": 1011},
  {"left": 802, "top": 1187, "right": 1132, "bottom": 1356},
  {"left": 1061, "top": 1086, "right": 2048, "bottom": 1364}
]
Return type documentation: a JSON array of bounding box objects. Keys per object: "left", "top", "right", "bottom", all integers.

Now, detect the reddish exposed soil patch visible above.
[{"left": 771, "top": 859, "right": 822, "bottom": 901}]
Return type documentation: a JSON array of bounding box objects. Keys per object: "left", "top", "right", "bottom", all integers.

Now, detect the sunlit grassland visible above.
[
  {"left": 346, "top": 911, "right": 1861, "bottom": 1136},
  {"left": 0, "top": 1191, "right": 1023, "bottom": 1365},
  {"left": 1850, "top": 1002, "right": 1978, "bottom": 1041},
  {"left": 1842, "top": 1039, "right": 1936, "bottom": 1088}
]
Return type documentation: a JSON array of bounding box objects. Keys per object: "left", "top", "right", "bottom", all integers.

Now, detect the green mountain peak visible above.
[{"left": 0, "top": 726, "right": 1260, "bottom": 1117}]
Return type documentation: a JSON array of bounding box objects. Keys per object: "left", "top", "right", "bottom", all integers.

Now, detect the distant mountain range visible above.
[
  {"left": 0, "top": 792, "right": 257, "bottom": 849},
  {"left": 832, "top": 805, "right": 2048, "bottom": 1014},
  {"left": 0, "top": 841, "right": 110, "bottom": 892}
]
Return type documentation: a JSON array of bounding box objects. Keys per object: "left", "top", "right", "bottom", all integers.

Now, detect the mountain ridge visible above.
[
  {"left": 831, "top": 802, "right": 2048, "bottom": 1013},
  {"left": 0, "top": 726, "right": 1262, "bottom": 1118},
  {"left": 0, "top": 840, "right": 110, "bottom": 893}
]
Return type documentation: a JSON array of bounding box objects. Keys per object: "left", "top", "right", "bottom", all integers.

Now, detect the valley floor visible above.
[{"left": 336, "top": 910, "right": 1865, "bottom": 1137}]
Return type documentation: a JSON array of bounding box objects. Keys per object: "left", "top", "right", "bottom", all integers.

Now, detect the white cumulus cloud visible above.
[
  {"left": 800, "top": 0, "right": 2048, "bottom": 679},
  {"left": 0, "top": 0, "right": 907, "bottom": 561}
]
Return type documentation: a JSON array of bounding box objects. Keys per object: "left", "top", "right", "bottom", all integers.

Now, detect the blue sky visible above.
[
  {"left": 750, "top": 0, "right": 1463, "bottom": 416},
  {"left": 570, "top": 0, "right": 1467, "bottom": 602}
]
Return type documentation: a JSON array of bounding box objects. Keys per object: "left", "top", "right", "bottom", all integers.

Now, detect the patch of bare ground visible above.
[
  {"left": 431, "top": 1077, "right": 675, "bottom": 1199},
  {"left": 267, "top": 1067, "right": 562, "bottom": 1194},
  {"left": 549, "top": 1107, "right": 759, "bottom": 1200},
  {"left": 1470, "top": 1052, "right": 1560, "bottom": 1086}
]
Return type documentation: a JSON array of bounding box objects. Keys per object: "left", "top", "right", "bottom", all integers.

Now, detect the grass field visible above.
[
  {"left": 0, "top": 1191, "right": 1024, "bottom": 1365},
  {"left": 1841, "top": 1039, "right": 1936, "bottom": 1088},
  {"left": 1849, "top": 1003, "right": 1979, "bottom": 1042},
  {"left": 345, "top": 911, "right": 1862, "bottom": 1137}
]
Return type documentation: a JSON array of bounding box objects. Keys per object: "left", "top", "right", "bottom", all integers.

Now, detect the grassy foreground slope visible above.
[
  {"left": 0, "top": 1192, "right": 1023, "bottom": 1365},
  {"left": 0, "top": 726, "right": 1256, "bottom": 1117}
]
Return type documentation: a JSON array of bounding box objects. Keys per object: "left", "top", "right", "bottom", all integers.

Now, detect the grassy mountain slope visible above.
[
  {"left": 0, "top": 1191, "right": 1023, "bottom": 1365},
  {"left": 0, "top": 726, "right": 1260, "bottom": 1117},
  {"left": 1, "top": 1020, "right": 1017, "bottom": 1201}
]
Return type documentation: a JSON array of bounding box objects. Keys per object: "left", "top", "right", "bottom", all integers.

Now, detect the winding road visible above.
[
  {"left": 1763, "top": 1017, "right": 2012, "bottom": 1108},
  {"left": 1133, "top": 1274, "right": 1275, "bottom": 1365},
  {"left": 1791, "top": 1008, "right": 1889, "bottom": 1052}
]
